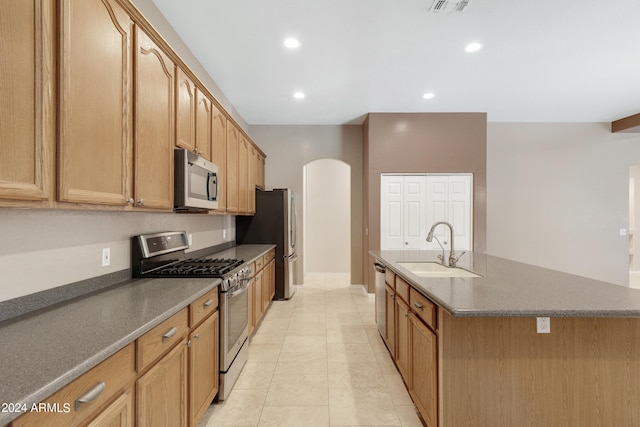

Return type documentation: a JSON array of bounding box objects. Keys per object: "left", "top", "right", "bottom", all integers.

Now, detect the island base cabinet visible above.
[
  {"left": 136, "top": 341, "right": 188, "bottom": 427},
  {"left": 440, "top": 315, "right": 640, "bottom": 427},
  {"left": 410, "top": 316, "right": 437, "bottom": 427},
  {"left": 394, "top": 296, "right": 410, "bottom": 383}
]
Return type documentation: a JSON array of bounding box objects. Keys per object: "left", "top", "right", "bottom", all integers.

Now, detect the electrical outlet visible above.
[
  {"left": 188, "top": 234, "right": 193, "bottom": 246},
  {"left": 536, "top": 317, "right": 550, "bottom": 334},
  {"left": 101, "top": 248, "right": 111, "bottom": 267},
  {"left": 223, "top": 229, "right": 227, "bottom": 240}
]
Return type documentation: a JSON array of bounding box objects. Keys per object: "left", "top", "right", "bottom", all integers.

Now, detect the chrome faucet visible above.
[{"left": 426, "top": 221, "right": 465, "bottom": 267}]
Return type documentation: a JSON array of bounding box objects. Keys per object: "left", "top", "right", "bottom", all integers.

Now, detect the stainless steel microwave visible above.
[{"left": 174, "top": 148, "right": 218, "bottom": 211}]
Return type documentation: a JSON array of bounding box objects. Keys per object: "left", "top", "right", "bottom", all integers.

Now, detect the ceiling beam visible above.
[{"left": 612, "top": 113, "right": 640, "bottom": 133}]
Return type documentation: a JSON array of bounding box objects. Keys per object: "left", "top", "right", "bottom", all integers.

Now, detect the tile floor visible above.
[{"left": 198, "top": 274, "right": 424, "bottom": 427}]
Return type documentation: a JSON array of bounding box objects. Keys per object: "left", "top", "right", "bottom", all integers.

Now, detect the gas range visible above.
[{"left": 131, "top": 231, "right": 250, "bottom": 291}]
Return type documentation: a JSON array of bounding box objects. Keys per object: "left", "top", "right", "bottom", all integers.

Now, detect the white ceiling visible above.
[{"left": 151, "top": 0, "right": 640, "bottom": 125}]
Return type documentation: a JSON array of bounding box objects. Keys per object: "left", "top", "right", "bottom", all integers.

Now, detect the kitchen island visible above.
[{"left": 372, "top": 250, "right": 640, "bottom": 427}]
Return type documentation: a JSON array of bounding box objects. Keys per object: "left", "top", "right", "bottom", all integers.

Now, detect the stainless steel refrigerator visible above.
[{"left": 236, "top": 188, "right": 297, "bottom": 299}]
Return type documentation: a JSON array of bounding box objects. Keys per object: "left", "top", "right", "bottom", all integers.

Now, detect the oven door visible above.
[{"left": 220, "top": 279, "right": 249, "bottom": 371}]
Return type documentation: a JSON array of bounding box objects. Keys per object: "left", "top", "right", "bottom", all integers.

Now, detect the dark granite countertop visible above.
[
  {"left": 371, "top": 250, "right": 640, "bottom": 317},
  {"left": 0, "top": 244, "right": 274, "bottom": 426}
]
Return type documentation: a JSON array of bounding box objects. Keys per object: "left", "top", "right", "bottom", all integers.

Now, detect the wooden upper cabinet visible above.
[
  {"left": 257, "top": 152, "right": 265, "bottom": 190},
  {"left": 194, "top": 88, "right": 212, "bottom": 161},
  {"left": 238, "top": 136, "right": 249, "bottom": 213},
  {"left": 211, "top": 102, "right": 227, "bottom": 212},
  {"left": 226, "top": 123, "right": 239, "bottom": 213},
  {"left": 175, "top": 67, "right": 195, "bottom": 151},
  {"left": 58, "top": 0, "right": 133, "bottom": 205},
  {"left": 0, "top": 0, "right": 54, "bottom": 203},
  {"left": 134, "top": 26, "right": 174, "bottom": 210},
  {"left": 248, "top": 145, "right": 257, "bottom": 214}
]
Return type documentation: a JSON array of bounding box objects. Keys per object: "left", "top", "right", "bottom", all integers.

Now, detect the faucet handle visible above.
[
  {"left": 450, "top": 251, "right": 466, "bottom": 266},
  {"left": 437, "top": 254, "right": 444, "bottom": 263}
]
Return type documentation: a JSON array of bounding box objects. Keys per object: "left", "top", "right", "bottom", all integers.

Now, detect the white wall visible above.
[
  {"left": 304, "top": 159, "right": 351, "bottom": 273},
  {"left": 0, "top": 209, "right": 234, "bottom": 302},
  {"left": 487, "top": 122, "right": 640, "bottom": 286}
]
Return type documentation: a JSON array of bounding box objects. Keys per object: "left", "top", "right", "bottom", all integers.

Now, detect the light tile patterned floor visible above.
[{"left": 198, "top": 274, "right": 424, "bottom": 427}]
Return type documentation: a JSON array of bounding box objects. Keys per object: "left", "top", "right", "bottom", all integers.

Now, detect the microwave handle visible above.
[{"left": 207, "top": 172, "right": 218, "bottom": 201}]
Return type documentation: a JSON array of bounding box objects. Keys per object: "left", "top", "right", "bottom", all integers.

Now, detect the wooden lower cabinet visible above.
[
  {"left": 395, "top": 296, "right": 410, "bottom": 383},
  {"left": 253, "top": 270, "right": 264, "bottom": 323},
  {"left": 86, "top": 388, "right": 134, "bottom": 427},
  {"left": 136, "top": 340, "right": 188, "bottom": 427},
  {"left": 384, "top": 284, "right": 396, "bottom": 357},
  {"left": 11, "top": 344, "right": 135, "bottom": 427},
  {"left": 189, "top": 311, "right": 219, "bottom": 426},
  {"left": 410, "top": 315, "right": 437, "bottom": 427}
]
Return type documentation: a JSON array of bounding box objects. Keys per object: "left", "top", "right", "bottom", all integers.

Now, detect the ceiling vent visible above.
[{"left": 429, "top": 0, "right": 471, "bottom": 13}]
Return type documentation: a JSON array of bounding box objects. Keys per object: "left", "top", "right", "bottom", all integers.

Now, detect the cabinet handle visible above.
[
  {"left": 162, "top": 327, "right": 177, "bottom": 342},
  {"left": 127, "top": 197, "right": 134, "bottom": 205},
  {"left": 204, "top": 299, "right": 214, "bottom": 308},
  {"left": 193, "top": 334, "right": 200, "bottom": 340},
  {"left": 137, "top": 199, "right": 145, "bottom": 206},
  {"left": 75, "top": 382, "right": 105, "bottom": 411},
  {"left": 414, "top": 302, "right": 424, "bottom": 311}
]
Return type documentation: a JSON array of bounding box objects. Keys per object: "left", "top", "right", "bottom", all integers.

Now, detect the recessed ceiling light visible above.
[
  {"left": 422, "top": 92, "right": 435, "bottom": 99},
  {"left": 464, "top": 42, "right": 483, "bottom": 53},
  {"left": 284, "top": 38, "right": 300, "bottom": 49},
  {"left": 293, "top": 91, "right": 305, "bottom": 100}
]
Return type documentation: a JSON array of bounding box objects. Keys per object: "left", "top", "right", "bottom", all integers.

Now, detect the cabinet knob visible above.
[
  {"left": 193, "top": 334, "right": 200, "bottom": 340},
  {"left": 127, "top": 197, "right": 134, "bottom": 205},
  {"left": 138, "top": 199, "right": 145, "bottom": 206},
  {"left": 404, "top": 313, "right": 410, "bottom": 318}
]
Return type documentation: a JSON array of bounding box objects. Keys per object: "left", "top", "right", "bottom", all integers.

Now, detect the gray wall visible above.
[
  {"left": 249, "top": 125, "right": 364, "bottom": 286},
  {"left": 0, "top": 210, "right": 233, "bottom": 302},
  {"left": 486, "top": 122, "right": 640, "bottom": 286},
  {"left": 364, "top": 113, "right": 488, "bottom": 291}
]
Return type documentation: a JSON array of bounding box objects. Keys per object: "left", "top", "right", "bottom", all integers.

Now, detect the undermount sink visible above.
[{"left": 397, "top": 262, "right": 481, "bottom": 278}]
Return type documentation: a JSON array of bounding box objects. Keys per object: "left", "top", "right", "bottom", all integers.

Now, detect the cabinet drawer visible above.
[
  {"left": 385, "top": 269, "right": 395, "bottom": 289},
  {"left": 255, "top": 255, "right": 264, "bottom": 272},
  {"left": 410, "top": 288, "right": 437, "bottom": 331},
  {"left": 137, "top": 308, "right": 188, "bottom": 372},
  {"left": 395, "top": 276, "right": 410, "bottom": 302},
  {"left": 11, "top": 343, "right": 135, "bottom": 427},
  {"left": 189, "top": 288, "right": 219, "bottom": 328},
  {"left": 265, "top": 249, "right": 275, "bottom": 263}
]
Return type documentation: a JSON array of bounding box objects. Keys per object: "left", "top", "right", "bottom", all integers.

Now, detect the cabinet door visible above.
[
  {"left": 262, "top": 265, "right": 270, "bottom": 312},
  {"left": 226, "top": 123, "right": 239, "bottom": 213},
  {"left": 0, "top": 0, "right": 54, "bottom": 203},
  {"left": 268, "top": 260, "right": 275, "bottom": 301},
  {"left": 194, "top": 88, "right": 212, "bottom": 161},
  {"left": 86, "top": 388, "right": 134, "bottom": 427},
  {"left": 410, "top": 316, "right": 438, "bottom": 427},
  {"left": 384, "top": 285, "right": 396, "bottom": 357},
  {"left": 395, "top": 297, "right": 410, "bottom": 383},
  {"left": 134, "top": 27, "right": 174, "bottom": 209},
  {"left": 137, "top": 341, "right": 188, "bottom": 427},
  {"left": 248, "top": 145, "right": 257, "bottom": 214},
  {"left": 189, "top": 311, "right": 219, "bottom": 426},
  {"left": 175, "top": 67, "right": 195, "bottom": 151},
  {"left": 248, "top": 278, "right": 255, "bottom": 335},
  {"left": 58, "top": 0, "right": 132, "bottom": 205},
  {"left": 211, "top": 102, "right": 227, "bottom": 212},
  {"left": 238, "top": 136, "right": 249, "bottom": 213},
  {"left": 254, "top": 271, "right": 264, "bottom": 323},
  {"left": 257, "top": 152, "right": 265, "bottom": 190}
]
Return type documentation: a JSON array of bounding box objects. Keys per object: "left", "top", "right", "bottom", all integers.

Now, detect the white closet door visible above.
[
  {"left": 381, "top": 175, "right": 404, "bottom": 250},
  {"left": 449, "top": 175, "right": 472, "bottom": 250},
  {"left": 403, "top": 176, "right": 427, "bottom": 249},
  {"left": 426, "top": 176, "right": 449, "bottom": 250}
]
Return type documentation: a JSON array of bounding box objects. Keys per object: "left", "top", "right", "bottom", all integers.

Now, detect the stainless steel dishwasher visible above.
[{"left": 374, "top": 261, "right": 386, "bottom": 337}]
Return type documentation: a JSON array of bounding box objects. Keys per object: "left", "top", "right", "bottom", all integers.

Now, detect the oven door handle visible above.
[{"left": 227, "top": 280, "right": 250, "bottom": 298}]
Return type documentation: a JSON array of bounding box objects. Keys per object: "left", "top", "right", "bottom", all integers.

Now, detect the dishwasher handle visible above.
[{"left": 374, "top": 262, "right": 386, "bottom": 274}]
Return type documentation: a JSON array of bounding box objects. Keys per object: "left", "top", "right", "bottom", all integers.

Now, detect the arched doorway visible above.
[{"left": 303, "top": 159, "right": 351, "bottom": 276}]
